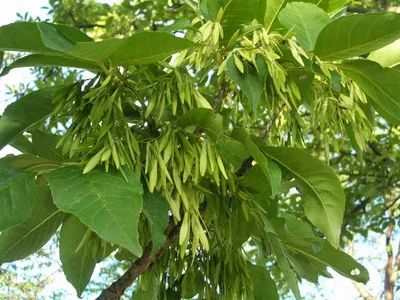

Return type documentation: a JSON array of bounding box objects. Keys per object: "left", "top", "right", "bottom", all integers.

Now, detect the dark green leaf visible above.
[
  {"left": 32, "top": 130, "right": 64, "bottom": 161},
  {"left": 0, "top": 176, "right": 65, "bottom": 264},
  {"left": 0, "top": 86, "right": 67, "bottom": 151},
  {"left": 230, "top": 128, "right": 279, "bottom": 196},
  {"left": 8, "top": 134, "right": 33, "bottom": 154},
  {"left": 60, "top": 216, "right": 112, "bottom": 297},
  {"left": 261, "top": 147, "right": 345, "bottom": 248},
  {"left": 218, "top": 137, "right": 249, "bottom": 171},
  {"left": 283, "top": 236, "right": 369, "bottom": 284},
  {"left": 247, "top": 263, "right": 279, "bottom": 300},
  {"left": 143, "top": 190, "right": 169, "bottom": 255},
  {"left": 279, "top": 212, "right": 315, "bottom": 239},
  {"left": 330, "top": 70, "right": 341, "bottom": 93},
  {"left": 46, "top": 166, "right": 143, "bottom": 257},
  {"left": 339, "top": 59, "right": 400, "bottom": 124},
  {"left": 227, "top": 56, "right": 268, "bottom": 112},
  {"left": 132, "top": 272, "right": 158, "bottom": 300},
  {"left": 38, "top": 23, "right": 75, "bottom": 52},
  {"left": 0, "top": 154, "right": 60, "bottom": 172},
  {"left": 0, "top": 22, "right": 92, "bottom": 55},
  {"left": 242, "top": 163, "right": 281, "bottom": 197},
  {"left": 0, "top": 164, "right": 36, "bottom": 231},
  {"left": 278, "top": 3, "right": 330, "bottom": 51},
  {"left": 65, "top": 32, "right": 197, "bottom": 65},
  {"left": 315, "top": 13, "right": 400, "bottom": 61},
  {"left": 177, "top": 108, "right": 223, "bottom": 141},
  {"left": 0, "top": 54, "right": 101, "bottom": 76}
]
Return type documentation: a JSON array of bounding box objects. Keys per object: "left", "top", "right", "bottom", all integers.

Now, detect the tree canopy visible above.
[{"left": 0, "top": 0, "right": 399, "bottom": 299}]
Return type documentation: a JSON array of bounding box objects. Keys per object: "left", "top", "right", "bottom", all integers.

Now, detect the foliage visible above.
[{"left": 0, "top": 0, "right": 399, "bottom": 299}]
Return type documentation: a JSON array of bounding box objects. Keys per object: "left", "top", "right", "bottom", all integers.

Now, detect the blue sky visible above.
[{"left": 0, "top": 1, "right": 391, "bottom": 299}]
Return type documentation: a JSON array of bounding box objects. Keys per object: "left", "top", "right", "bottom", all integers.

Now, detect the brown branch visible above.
[
  {"left": 97, "top": 203, "right": 207, "bottom": 299},
  {"left": 348, "top": 240, "right": 376, "bottom": 300},
  {"left": 384, "top": 210, "right": 396, "bottom": 300},
  {"left": 97, "top": 217, "right": 180, "bottom": 299},
  {"left": 236, "top": 104, "right": 286, "bottom": 177},
  {"left": 76, "top": 24, "right": 106, "bottom": 29}
]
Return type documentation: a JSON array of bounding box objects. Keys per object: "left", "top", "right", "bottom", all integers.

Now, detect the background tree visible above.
[{"left": 0, "top": 0, "right": 399, "bottom": 299}]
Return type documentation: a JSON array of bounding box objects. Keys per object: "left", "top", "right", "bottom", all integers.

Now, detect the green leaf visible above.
[
  {"left": 143, "top": 190, "right": 169, "bottom": 255},
  {"left": 0, "top": 22, "right": 59, "bottom": 55},
  {"left": 60, "top": 216, "right": 112, "bottom": 297},
  {"left": 226, "top": 56, "right": 268, "bottom": 112},
  {"left": 283, "top": 236, "right": 369, "bottom": 284},
  {"left": 0, "top": 176, "right": 65, "bottom": 264},
  {"left": 0, "top": 54, "right": 101, "bottom": 76},
  {"left": 0, "top": 86, "right": 66, "bottom": 151},
  {"left": 279, "top": 212, "right": 315, "bottom": 239},
  {"left": 177, "top": 108, "right": 223, "bottom": 141},
  {"left": 309, "top": 0, "right": 350, "bottom": 14},
  {"left": 369, "top": 39, "right": 400, "bottom": 68},
  {"left": 218, "top": 137, "right": 249, "bottom": 171},
  {"left": 0, "top": 164, "right": 36, "bottom": 231},
  {"left": 46, "top": 166, "right": 143, "bottom": 257},
  {"left": 338, "top": 59, "right": 400, "bottom": 124},
  {"left": 230, "top": 128, "right": 279, "bottom": 196},
  {"left": 221, "top": 0, "right": 266, "bottom": 39},
  {"left": 65, "top": 32, "right": 197, "bottom": 65},
  {"left": 0, "top": 22, "right": 92, "bottom": 55},
  {"left": 8, "top": 134, "right": 33, "bottom": 154},
  {"left": 31, "top": 130, "right": 64, "bottom": 161},
  {"left": 315, "top": 12, "right": 400, "bottom": 61},
  {"left": 242, "top": 163, "right": 281, "bottom": 197},
  {"left": 159, "top": 18, "right": 191, "bottom": 32},
  {"left": 38, "top": 23, "right": 76, "bottom": 52},
  {"left": 0, "top": 154, "right": 60, "bottom": 172},
  {"left": 264, "top": 0, "right": 287, "bottom": 32},
  {"left": 330, "top": 70, "right": 342, "bottom": 93},
  {"left": 278, "top": 3, "right": 330, "bottom": 51},
  {"left": 247, "top": 263, "right": 279, "bottom": 300},
  {"left": 131, "top": 273, "right": 158, "bottom": 300},
  {"left": 263, "top": 218, "right": 301, "bottom": 300},
  {"left": 260, "top": 147, "right": 345, "bottom": 248}
]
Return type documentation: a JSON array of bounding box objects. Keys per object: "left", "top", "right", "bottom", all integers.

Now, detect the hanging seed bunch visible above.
[{"left": 54, "top": 73, "right": 141, "bottom": 179}]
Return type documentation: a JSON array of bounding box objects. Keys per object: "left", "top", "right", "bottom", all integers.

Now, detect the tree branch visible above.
[
  {"left": 384, "top": 210, "right": 396, "bottom": 300},
  {"left": 96, "top": 217, "right": 180, "bottom": 299}
]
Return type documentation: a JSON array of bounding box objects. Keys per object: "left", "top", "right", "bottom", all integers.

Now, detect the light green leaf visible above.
[
  {"left": 143, "top": 190, "right": 169, "bottom": 255},
  {"left": 369, "top": 39, "right": 400, "bottom": 68},
  {"left": 278, "top": 3, "right": 330, "bottom": 51},
  {"left": 260, "top": 147, "right": 345, "bottom": 248},
  {"left": 264, "top": 0, "right": 287, "bottom": 32},
  {"left": 0, "top": 54, "right": 101, "bottom": 76},
  {"left": 0, "top": 86, "right": 67, "bottom": 150},
  {"left": 0, "top": 164, "right": 36, "bottom": 231},
  {"left": 227, "top": 56, "right": 268, "bottom": 112},
  {"left": 247, "top": 263, "right": 279, "bottom": 300},
  {"left": 38, "top": 23, "right": 76, "bottom": 52},
  {"left": 60, "top": 216, "right": 112, "bottom": 297},
  {"left": 338, "top": 59, "right": 400, "bottom": 124},
  {"left": 177, "top": 108, "right": 223, "bottom": 141},
  {"left": 65, "top": 32, "right": 197, "bottom": 66},
  {"left": 230, "top": 128, "right": 279, "bottom": 196},
  {"left": 46, "top": 166, "right": 143, "bottom": 257},
  {"left": 31, "top": 130, "right": 64, "bottom": 161},
  {"left": 315, "top": 12, "right": 400, "bottom": 61},
  {"left": 0, "top": 176, "right": 65, "bottom": 264}
]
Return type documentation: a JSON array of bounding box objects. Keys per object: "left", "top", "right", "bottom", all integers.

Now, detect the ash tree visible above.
[{"left": 0, "top": 0, "right": 399, "bottom": 299}]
